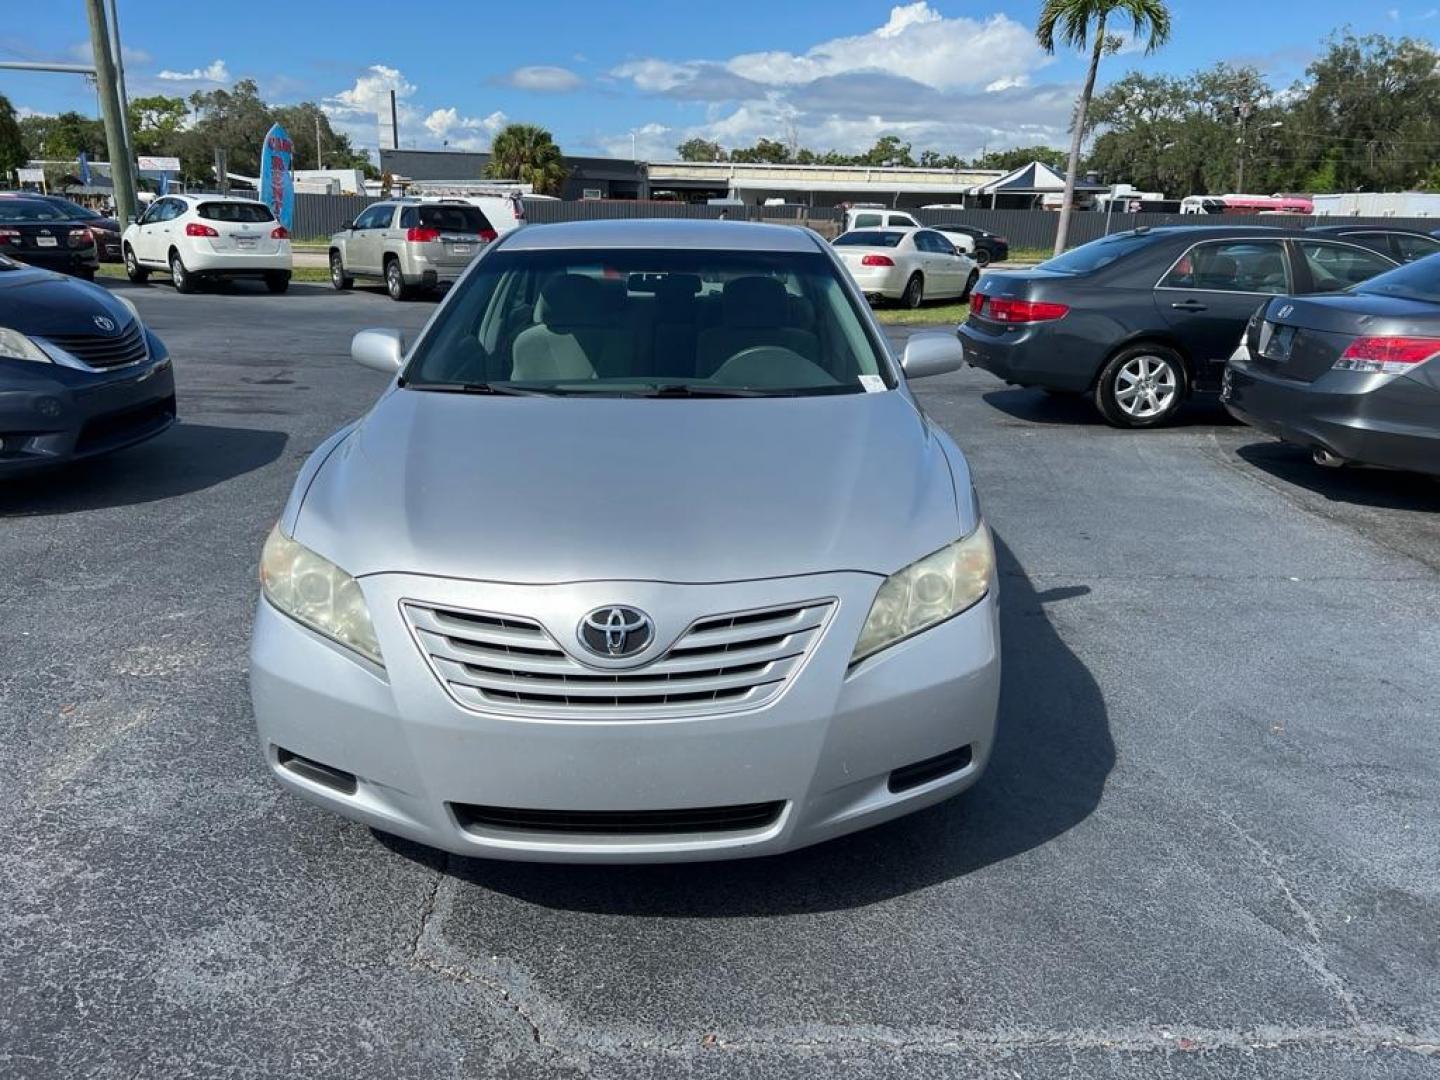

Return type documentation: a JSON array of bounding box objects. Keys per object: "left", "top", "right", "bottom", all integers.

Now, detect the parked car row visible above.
[
  {"left": 957, "top": 224, "right": 1438, "bottom": 476},
  {"left": 0, "top": 193, "right": 122, "bottom": 261}
]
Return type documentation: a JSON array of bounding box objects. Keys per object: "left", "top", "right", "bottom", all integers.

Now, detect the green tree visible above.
[
  {"left": 0, "top": 94, "right": 24, "bottom": 178},
  {"left": 127, "top": 95, "right": 188, "bottom": 156},
  {"left": 272, "top": 101, "right": 371, "bottom": 171},
  {"left": 675, "top": 137, "right": 725, "bottom": 162},
  {"left": 19, "top": 111, "right": 106, "bottom": 160},
  {"left": 729, "top": 137, "right": 791, "bottom": 163},
  {"left": 486, "top": 123, "right": 566, "bottom": 194},
  {"left": 857, "top": 134, "right": 916, "bottom": 167},
  {"left": 1037, "top": 0, "right": 1172, "bottom": 253},
  {"left": 975, "top": 145, "right": 1069, "bottom": 172},
  {"left": 180, "top": 79, "right": 274, "bottom": 180}
]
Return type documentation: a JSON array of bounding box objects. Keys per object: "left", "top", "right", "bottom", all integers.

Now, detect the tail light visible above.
[
  {"left": 479, "top": 228, "right": 497, "bottom": 242},
  {"left": 271, "top": 225, "right": 290, "bottom": 240},
  {"left": 406, "top": 227, "right": 441, "bottom": 243},
  {"left": 860, "top": 254, "right": 894, "bottom": 266},
  {"left": 981, "top": 297, "right": 1069, "bottom": 324},
  {"left": 1334, "top": 336, "right": 1440, "bottom": 375},
  {"left": 970, "top": 292, "right": 987, "bottom": 316},
  {"left": 186, "top": 222, "right": 219, "bottom": 237},
  {"left": 0, "top": 228, "right": 21, "bottom": 245},
  {"left": 68, "top": 227, "right": 93, "bottom": 247}
]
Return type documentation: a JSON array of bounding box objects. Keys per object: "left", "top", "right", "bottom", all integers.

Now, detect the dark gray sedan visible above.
[
  {"left": 1223, "top": 254, "right": 1440, "bottom": 476},
  {"left": 0, "top": 255, "right": 175, "bottom": 474}
]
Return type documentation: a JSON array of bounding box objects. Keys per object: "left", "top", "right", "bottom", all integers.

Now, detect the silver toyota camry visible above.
[{"left": 249, "top": 219, "right": 1000, "bottom": 862}]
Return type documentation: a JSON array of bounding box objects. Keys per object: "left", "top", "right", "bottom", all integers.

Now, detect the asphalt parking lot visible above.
[{"left": 2, "top": 278, "right": 1437, "bottom": 1079}]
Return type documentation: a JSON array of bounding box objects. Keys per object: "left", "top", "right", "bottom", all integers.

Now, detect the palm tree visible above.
[
  {"left": 486, "top": 123, "right": 566, "bottom": 195},
  {"left": 1037, "top": 0, "right": 1172, "bottom": 255}
]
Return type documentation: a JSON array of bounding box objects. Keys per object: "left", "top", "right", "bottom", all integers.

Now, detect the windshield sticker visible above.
[{"left": 859, "top": 375, "right": 886, "bottom": 393}]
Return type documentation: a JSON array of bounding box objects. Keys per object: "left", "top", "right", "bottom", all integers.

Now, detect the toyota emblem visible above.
[
  {"left": 579, "top": 606, "right": 653, "bottom": 658},
  {"left": 93, "top": 315, "right": 116, "bottom": 333}
]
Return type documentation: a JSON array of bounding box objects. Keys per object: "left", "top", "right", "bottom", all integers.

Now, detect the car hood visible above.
[
  {"left": 292, "top": 388, "right": 970, "bottom": 583},
  {"left": 0, "top": 264, "right": 136, "bottom": 336}
]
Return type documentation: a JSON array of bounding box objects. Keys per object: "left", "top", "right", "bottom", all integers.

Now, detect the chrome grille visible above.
[
  {"left": 403, "top": 599, "right": 835, "bottom": 717},
  {"left": 44, "top": 321, "right": 147, "bottom": 369}
]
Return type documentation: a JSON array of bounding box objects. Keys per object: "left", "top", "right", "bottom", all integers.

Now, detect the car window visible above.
[
  {"left": 1041, "top": 231, "right": 1157, "bottom": 274},
  {"left": 834, "top": 231, "right": 905, "bottom": 248},
  {"left": 0, "top": 201, "right": 68, "bottom": 222},
  {"left": 1354, "top": 254, "right": 1440, "bottom": 303},
  {"left": 357, "top": 205, "right": 391, "bottom": 229},
  {"left": 888, "top": 214, "right": 919, "bottom": 228},
  {"left": 1297, "top": 241, "right": 1394, "bottom": 293},
  {"left": 1159, "top": 240, "right": 1291, "bottom": 294},
  {"left": 917, "top": 231, "right": 951, "bottom": 254},
  {"left": 852, "top": 213, "right": 882, "bottom": 228},
  {"left": 199, "top": 201, "right": 275, "bottom": 223},
  {"left": 403, "top": 248, "right": 893, "bottom": 396},
  {"left": 399, "top": 204, "right": 490, "bottom": 233},
  {"left": 1391, "top": 233, "right": 1440, "bottom": 263}
]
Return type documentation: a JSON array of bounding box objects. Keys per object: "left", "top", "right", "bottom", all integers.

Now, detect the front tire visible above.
[
  {"left": 330, "top": 252, "right": 353, "bottom": 290},
  {"left": 901, "top": 273, "right": 924, "bottom": 309},
  {"left": 265, "top": 271, "right": 291, "bottom": 294},
  {"left": 124, "top": 245, "right": 149, "bottom": 283},
  {"left": 384, "top": 258, "right": 410, "bottom": 301},
  {"left": 169, "top": 249, "right": 196, "bottom": 294},
  {"left": 1095, "top": 345, "right": 1186, "bottom": 428}
]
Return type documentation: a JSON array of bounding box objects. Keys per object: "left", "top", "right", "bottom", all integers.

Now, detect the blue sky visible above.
[{"left": 3, "top": 1, "right": 1435, "bottom": 162}]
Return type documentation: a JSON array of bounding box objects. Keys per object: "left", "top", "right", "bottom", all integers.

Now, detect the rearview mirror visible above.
[
  {"left": 352, "top": 328, "right": 405, "bottom": 374},
  {"left": 900, "top": 331, "right": 965, "bottom": 379}
]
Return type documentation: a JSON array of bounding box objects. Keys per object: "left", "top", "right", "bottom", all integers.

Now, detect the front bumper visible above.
[
  {"left": 250, "top": 570, "right": 1001, "bottom": 863},
  {"left": 0, "top": 342, "right": 176, "bottom": 475},
  {"left": 11, "top": 247, "right": 99, "bottom": 275},
  {"left": 958, "top": 319, "right": 1100, "bottom": 392},
  {"left": 1223, "top": 356, "right": 1440, "bottom": 477}
]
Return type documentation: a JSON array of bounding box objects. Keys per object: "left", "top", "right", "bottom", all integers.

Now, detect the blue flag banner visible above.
[
  {"left": 258, "top": 123, "right": 295, "bottom": 230},
  {"left": 78, "top": 151, "right": 91, "bottom": 187}
]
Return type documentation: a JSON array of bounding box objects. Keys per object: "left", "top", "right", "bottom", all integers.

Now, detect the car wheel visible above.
[
  {"left": 169, "top": 250, "right": 196, "bottom": 294},
  {"left": 974, "top": 249, "right": 991, "bottom": 268},
  {"left": 265, "top": 271, "right": 291, "bottom": 294},
  {"left": 330, "top": 253, "right": 353, "bottom": 290},
  {"left": 901, "top": 273, "right": 924, "bottom": 309},
  {"left": 1095, "top": 345, "right": 1186, "bottom": 428},
  {"left": 124, "top": 245, "right": 149, "bottom": 283},
  {"left": 961, "top": 269, "right": 979, "bottom": 301},
  {"left": 385, "top": 258, "right": 409, "bottom": 301}
]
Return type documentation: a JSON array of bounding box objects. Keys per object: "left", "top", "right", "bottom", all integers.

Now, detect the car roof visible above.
[
  {"left": 499, "top": 218, "right": 822, "bottom": 253},
  {"left": 1115, "top": 224, "right": 1316, "bottom": 241},
  {"left": 1308, "top": 224, "right": 1436, "bottom": 238}
]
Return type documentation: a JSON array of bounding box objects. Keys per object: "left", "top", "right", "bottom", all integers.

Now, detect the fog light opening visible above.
[
  {"left": 276, "top": 747, "right": 358, "bottom": 795},
  {"left": 887, "top": 744, "right": 973, "bottom": 794}
]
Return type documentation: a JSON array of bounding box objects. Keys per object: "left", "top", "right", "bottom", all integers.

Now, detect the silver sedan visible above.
[{"left": 249, "top": 219, "right": 1000, "bottom": 862}]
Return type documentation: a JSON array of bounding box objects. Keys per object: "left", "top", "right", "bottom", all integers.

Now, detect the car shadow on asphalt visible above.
[
  {"left": 1235, "top": 441, "right": 1440, "bottom": 510},
  {"left": 379, "top": 535, "right": 1115, "bottom": 915},
  {"left": 981, "top": 386, "right": 1241, "bottom": 429},
  {"left": 0, "top": 423, "right": 287, "bottom": 516}
]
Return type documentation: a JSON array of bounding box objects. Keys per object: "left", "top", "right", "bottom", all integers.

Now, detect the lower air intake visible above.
[
  {"left": 887, "top": 744, "right": 973, "bottom": 794},
  {"left": 452, "top": 800, "right": 785, "bottom": 836}
]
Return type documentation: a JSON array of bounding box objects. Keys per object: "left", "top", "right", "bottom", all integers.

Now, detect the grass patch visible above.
[
  {"left": 96, "top": 263, "right": 333, "bottom": 285},
  {"left": 872, "top": 301, "right": 969, "bottom": 326},
  {"left": 1006, "top": 246, "right": 1052, "bottom": 264}
]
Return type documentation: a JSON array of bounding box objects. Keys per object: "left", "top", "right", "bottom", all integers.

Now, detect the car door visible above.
[
  {"left": 151, "top": 198, "right": 185, "bottom": 262},
  {"left": 1154, "top": 238, "right": 1292, "bottom": 391},
  {"left": 137, "top": 199, "right": 176, "bottom": 263},
  {"left": 349, "top": 205, "right": 389, "bottom": 275},
  {"left": 914, "top": 230, "right": 957, "bottom": 296}
]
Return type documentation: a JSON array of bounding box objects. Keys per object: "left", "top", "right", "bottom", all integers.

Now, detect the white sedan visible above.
[
  {"left": 834, "top": 228, "right": 979, "bottom": 308},
  {"left": 122, "top": 194, "right": 293, "bottom": 294}
]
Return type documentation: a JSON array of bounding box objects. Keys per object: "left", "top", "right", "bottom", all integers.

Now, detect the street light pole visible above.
[
  {"left": 84, "top": 0, "right": 137, "bottom": 224},
  {"left": 107, "top": 0, "right": 132, "bottom": 153},
  {"left": 1235, "top": 102, "right": 1252, "bottom": 193}
]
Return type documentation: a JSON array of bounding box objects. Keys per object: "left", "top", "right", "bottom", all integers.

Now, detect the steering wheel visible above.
[{"left": 713, "top": 345, "right": 835, "bottom": 388}]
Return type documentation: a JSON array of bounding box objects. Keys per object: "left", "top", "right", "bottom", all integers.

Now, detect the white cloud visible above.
[
  {"left": 423, "top": 107, "right": 508, "bottom": 150},
  {"left": 601, "top": 3, "right": 1069, "bottom": 162},
  {"left": 324, "top": 64, "right": 417, "bottom": 119},
  {"left": 500, "top": 65, "right": 582, "bottom": 92},
  {"left": 157, "top": 58, "right": 228, "bottom": 82},
  {"left": 321, "top": 65, "right": 511, "bottom": 153}
]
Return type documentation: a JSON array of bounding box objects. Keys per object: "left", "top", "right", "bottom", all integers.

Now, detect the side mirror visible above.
[
  {"left": 352, "top": 328, "right": 405, "bottom": 375},
  {"left": 900, "top": 331, "right": 965, "bottom": 380}
]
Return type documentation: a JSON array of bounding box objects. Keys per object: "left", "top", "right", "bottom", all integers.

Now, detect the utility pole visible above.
[
  {"left": 315, "top": 114, "right": 324, "bottom": 169},
  {"left": 1234, "top": 102, "right": 1252, "bottom": 194},
  {"left": 107, "top": 0, "right": 132, "bottom": 154},
  {"left": 85, "top": 0, "right": 137, "bottom": 224}
]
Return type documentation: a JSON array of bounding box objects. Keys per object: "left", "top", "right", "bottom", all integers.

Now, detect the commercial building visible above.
[{"left": 378, "top": 150, "right": 647, "bottom": 201}]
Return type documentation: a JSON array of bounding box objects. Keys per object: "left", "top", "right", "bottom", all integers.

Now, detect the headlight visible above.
[
  {"left": 113, "top": 293, "right": 141, "bottom": 324},
  {"left": 852, "top": 525, "right": 995, "bottom": 664},
  {"left": 0, "top": 327, "right": 52, "bottom": 364},
  {"left": 259, "top": 525, "right": 384, "bottom": 666}
]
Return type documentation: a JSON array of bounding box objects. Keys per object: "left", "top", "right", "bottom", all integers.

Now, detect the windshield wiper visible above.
[
  {"left": 404, "top": 380, "right": 547, "bottom": 396},
  {"left": 636, "top": 384, "right": 788, "bottom": 398}
]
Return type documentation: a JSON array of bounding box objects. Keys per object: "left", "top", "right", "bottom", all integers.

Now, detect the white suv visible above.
[{"left": 122, "top": 195, "right": 293, "bottom": 294}]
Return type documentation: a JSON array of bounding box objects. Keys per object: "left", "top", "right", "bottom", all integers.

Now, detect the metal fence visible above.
[
  {"left": 521, "top": 199, "right": 841, "bottom": 224},
  {"left": 292, "top": 192, "right": 378, "bottom": 240}
]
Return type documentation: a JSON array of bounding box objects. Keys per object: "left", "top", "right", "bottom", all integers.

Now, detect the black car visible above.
[
  {"left": 1307, "top": 224, "right": 1440, "bottom": 265},
  {"left": 0, "top": 193, "right": 123, "bottom": 261},
  {"left": 0, "top": 197, "right": 101, "bottom": 279},
  {"left": 1223, "top": 254, "right": 1440, "bottom": 476},
  {"left": 959, "top": 226, "right": 1399, "bottom": 427},
  {"left": 933, "top": 223, "right": 1009, "bottom": 266},
  {"left": 0, "top": 253, "right": 175, "bottom": 475}
]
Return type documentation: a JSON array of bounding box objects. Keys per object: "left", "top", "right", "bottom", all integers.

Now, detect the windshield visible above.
[
  {"left": 0, "top": 202, "right": 69, "bottom": 223},
  {"left": 834, "top": 231, "right": 904, "bottom": 248},
  {"left": 403, "top": 247, "right": 893, "bottom": 397},
  {"left": 1353, "top": 253, "right": 1440, "bottom": 304},
  {"left": 1040, "top": 232, "right": 1157, "bottom": 274}
]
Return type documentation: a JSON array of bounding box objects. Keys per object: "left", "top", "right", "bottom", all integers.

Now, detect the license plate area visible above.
[
  {"left": 448, "top": 243, "right": 472, "bottom": 256},
  {"left": 35, "top": 235, "right": 57, "bottom": 247},
  {"left": 235, "top": 235, "right": 258, "bottom": 250},
  {"left": 1260, "top": 322, "right": 1296, "bottom": 362}
]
